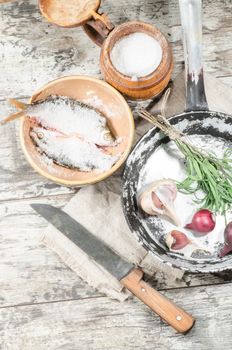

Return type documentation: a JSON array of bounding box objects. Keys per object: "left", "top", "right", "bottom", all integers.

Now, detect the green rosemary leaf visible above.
[{"left": 175, "top": 139, "right": 232, "bottom": 216}]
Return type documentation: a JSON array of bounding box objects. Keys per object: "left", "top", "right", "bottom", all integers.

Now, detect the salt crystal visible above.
[{"left": 110, "top": 32, "right": 162, "bottom": 79}]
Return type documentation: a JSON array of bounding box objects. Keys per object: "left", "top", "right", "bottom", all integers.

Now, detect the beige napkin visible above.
[{"left": 41, "top": 175, "right": 184, "bottom": 302}]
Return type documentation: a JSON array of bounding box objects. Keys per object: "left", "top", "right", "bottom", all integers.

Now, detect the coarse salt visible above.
[
  {"left": 31, "top": 128, "right": 119, "bottom": 172},
  {"left": 28, "top": 96, "right": 116, "bottom": 147},
  {"left": 110, "top": 32, "right": 162, "bottom": 79},
  {"left": 28, "top": 96, "right": 122, "bottom": 173}
]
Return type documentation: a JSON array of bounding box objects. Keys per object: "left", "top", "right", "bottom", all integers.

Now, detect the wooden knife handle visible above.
[{"left": 121, "top": 268, "right": 195, "bottom": 333}]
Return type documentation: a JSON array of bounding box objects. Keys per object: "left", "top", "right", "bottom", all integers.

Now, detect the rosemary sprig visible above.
[{"left": 138, "top": 108, "right": 232, "bottom": 216}]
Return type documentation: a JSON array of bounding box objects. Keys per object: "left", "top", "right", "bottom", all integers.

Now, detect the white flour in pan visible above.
[{"left": 138, "top": 134, "right": 232, "bottom": 255}]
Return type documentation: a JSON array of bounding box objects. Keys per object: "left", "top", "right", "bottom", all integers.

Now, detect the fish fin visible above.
[
  {"left": 8, "top": 98, "right": 28, "bottom": 110},
  {"left": 0, "top": 111, "right": 26, "bottom": 125}
]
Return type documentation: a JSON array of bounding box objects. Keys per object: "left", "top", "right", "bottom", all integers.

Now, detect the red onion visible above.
[
  {"left": 219, "top": 222, "right": 232, "bottom": 258},
  {"left": 185, "top": 209, "right": 215, "bottom": 234}
]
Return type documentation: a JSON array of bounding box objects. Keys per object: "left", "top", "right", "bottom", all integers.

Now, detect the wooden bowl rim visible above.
[
  {"left": 20, "top": 75, "right": 135, "bottom": 186},
  {"left": 39, "top": 0, "right": 101, "bottom": 28}
]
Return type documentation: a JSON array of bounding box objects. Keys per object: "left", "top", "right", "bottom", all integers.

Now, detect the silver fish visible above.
[
  {"left": 30, "top": 127, "right": 119, "bottom": 172},
  {"left": 10, "top": 95, "right": 116, "bottom": 147}
]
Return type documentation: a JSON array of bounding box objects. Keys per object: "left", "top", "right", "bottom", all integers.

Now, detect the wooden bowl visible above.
[
  {"left": 39, "top": 0, "right": 101, "bottom": 27},
  {"left": 20, "top": 76, "right": 134, "bottom": 187},
  {"left": 100, "top": 21, "right": 173, "bottom": 100}
]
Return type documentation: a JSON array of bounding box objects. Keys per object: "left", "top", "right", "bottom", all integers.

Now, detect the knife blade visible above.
[
  {"left": 31, "top": 203, "right": 133, "bottom": 281},
  {"left": 31, "top": 203, "right": 195, "bottom": 333}
]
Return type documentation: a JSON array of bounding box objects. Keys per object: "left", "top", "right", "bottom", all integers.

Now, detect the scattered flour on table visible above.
[
  {"left": 138, "top": 135, "right": 232, "bottom": 255},
  {"left": 110, "top": 32, "right": 162, "bottom": 79}
]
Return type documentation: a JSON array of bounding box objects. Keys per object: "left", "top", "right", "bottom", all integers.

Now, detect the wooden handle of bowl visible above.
[
  {"left": 121, "top": 268, "right": 195, "bottom": 333},
  {"left": 83, "top": 10, "right": 114, "bottom": 47}
]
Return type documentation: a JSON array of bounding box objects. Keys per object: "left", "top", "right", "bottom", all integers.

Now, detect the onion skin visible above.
[
  {"left": 219, "top": 222, "right": 232, "bottom": 258},
  {"left": 185, "top": 209, "right": 216, "bottom": 234}
]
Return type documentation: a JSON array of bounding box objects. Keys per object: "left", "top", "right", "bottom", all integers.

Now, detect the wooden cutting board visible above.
[{"left": 149, "top": 71, "right": 232, "bottom": 117}]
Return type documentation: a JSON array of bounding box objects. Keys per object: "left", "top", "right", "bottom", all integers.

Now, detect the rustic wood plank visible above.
[
  {"left": 0, "top": 195, "right": 102, "bottom": 308},
  {"left": 0, "top": 0, "right": 168, "bottom": 99},
  {"left": 0, "top": 1, "right": 231, "bottom": 347},
  {"left": 168, "top": 0, "right": 232, "bottom": 82},
  {"left": 0, "top": 195, "right": 232, "bottom": 308},
  {"left": 1, "top": 283, "right": 232, "bottom": 350},
  {"left": 0, "top": 0, "right": 231, "bottom": 100},
  {"left": 0, "top": 0, "right": 231, "bottom": 202}
]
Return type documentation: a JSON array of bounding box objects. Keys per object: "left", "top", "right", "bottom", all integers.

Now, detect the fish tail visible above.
[
  {"left": 0, "top": 111, "right": 26, "bottom": 125},
  {"left": 8, "top": 98, "right": 28, "bottom": 110}
]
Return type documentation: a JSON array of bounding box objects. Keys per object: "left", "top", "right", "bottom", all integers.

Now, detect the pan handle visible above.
[{"left": 179, "top": 0, "right": 208, "bottom": 112}]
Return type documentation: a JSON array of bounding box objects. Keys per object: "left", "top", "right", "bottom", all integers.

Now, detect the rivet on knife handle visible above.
[{"left": 121, "top": 268, "right": 195, "bottom": 333}]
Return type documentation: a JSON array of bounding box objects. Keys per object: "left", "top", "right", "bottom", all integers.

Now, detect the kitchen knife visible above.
[{"left": 31, "top": 203, "right": 195, "bottom": 333}]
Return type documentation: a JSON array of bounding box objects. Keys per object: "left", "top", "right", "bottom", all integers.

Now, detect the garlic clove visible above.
[
  {"left": 164, "top": 205, "right": 181, "bottom": 227},
  {"left": 166, "top": 230, "right": 197, "bottom": 257},
  {"left": 138, "top": 179, "right": 180, "bottom": 225},
  {"left": 156, "top": 186, "right": 181, "bottom": 226},
  {"left": 166, "top": 230, "right": 190, "bottom": 250},
  {"left": 165, "top": 230, "right": 212, "bottom": 257},
  {"left": 138, "top": 189, "right": 163, "bottom": 216},
  {"left": 151, "top": 192, "right": 164, "bottom": 209}
]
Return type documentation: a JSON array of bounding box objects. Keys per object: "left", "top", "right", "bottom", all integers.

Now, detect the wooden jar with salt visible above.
[
  {"left": 100, "top": 22, "right": 173, "bottom": 100},
  {"left": 39, "top": 0, "right": 173, "bottom": 100}
]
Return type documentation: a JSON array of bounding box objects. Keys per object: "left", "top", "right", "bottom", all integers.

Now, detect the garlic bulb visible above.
[{"left": 137, "top": 179, "right": 181, "bottom": 226}]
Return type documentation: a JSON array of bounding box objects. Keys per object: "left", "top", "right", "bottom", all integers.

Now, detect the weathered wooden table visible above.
[{"left": 0, "top": 1, "right": 232, "bottom": 349}]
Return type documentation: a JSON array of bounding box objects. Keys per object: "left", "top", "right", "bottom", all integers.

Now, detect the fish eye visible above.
[{"left": 37, "top": 132, "right": 44, "bottom": 139}]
